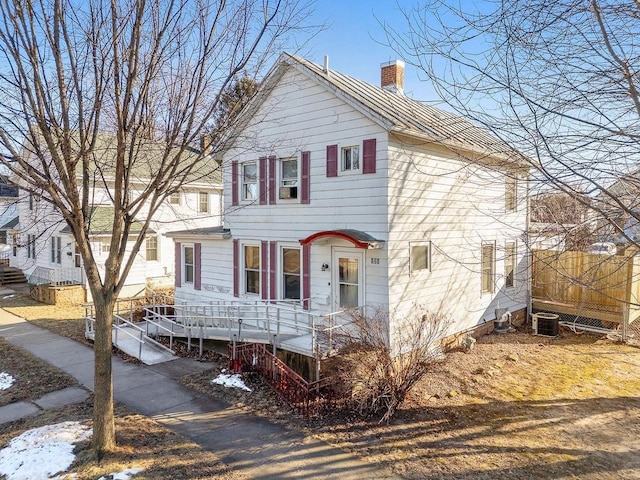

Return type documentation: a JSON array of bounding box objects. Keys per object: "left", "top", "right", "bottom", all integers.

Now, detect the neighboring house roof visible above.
[
  {"left": 22, "top": 132, "right": 222, "bottom": 187},
  {"left": 0, "top": 216, "right": 18, "bottom": 229},
  {"left": 224, "top": 52, "right": 523, "bottom": 163},
  {"left": 0, "top": 175, "right": 18, "bottom": 198},
  {"left": 166, "top": 226, "right": 231, "bottom": 239},
  {"left": 60, "top": 206, "right": 154, "bottom": 236}
]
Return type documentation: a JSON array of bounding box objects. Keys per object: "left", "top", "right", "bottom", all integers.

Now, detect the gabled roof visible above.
[
  {"left": 60, "top": 206, "right": 153, "bottom": 236},
  {"left": 166, "top": 226, "right": 231, "bottom": 239},
  {"left": 0, "top": 216, "right": 18, "bottom": 229},
  {"left": 227, "top": 52, "right": 521, "bottom": 162}
]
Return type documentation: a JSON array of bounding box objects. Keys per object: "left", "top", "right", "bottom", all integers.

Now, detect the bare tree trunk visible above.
[{"left": 92, "top": 291, "right": 116, "bottom": 456}]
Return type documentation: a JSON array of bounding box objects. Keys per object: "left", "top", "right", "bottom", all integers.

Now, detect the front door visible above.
[{"left": 332, "top": 249, "right": 364, "bottom": 311}]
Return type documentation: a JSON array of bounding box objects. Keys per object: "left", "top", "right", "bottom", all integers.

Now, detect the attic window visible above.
[{"left": 341, "top": 146, "right": 359, "bottom": 172}]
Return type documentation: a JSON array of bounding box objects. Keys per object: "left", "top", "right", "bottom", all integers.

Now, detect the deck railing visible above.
[
  {"left": 29, "top": 266, "right": 84, "bottom": 286},
  {"left": 229, "top": 342, "right": 337, "bottom": 416}
]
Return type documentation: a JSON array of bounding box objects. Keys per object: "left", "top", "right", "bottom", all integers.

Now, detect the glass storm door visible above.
[{"left": 332, "top": 250, "right": 364, "bottom": 310}]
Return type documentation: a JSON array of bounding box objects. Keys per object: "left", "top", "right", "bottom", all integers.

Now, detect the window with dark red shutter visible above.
[
  {"left": 194, "top": 243, "right": 202, "bottom": 290},
  {"left": 326, "top": 144, "right": 338, "bottom": 177},
  {"left": 261, "top": 240, "right": 268, "bottom": 300},
  {"left": 174, "top": 242, "right": 181, "bottom": 287},
  {"left": 363, "top": 138, "right": 377, "bottom": 174},
  {"left": 231, "top": 161, "right": 239, "bottom": 206},
  {"left": 269, "top": 156, "right": 277, "bottom": 204},
  {"left": 259, "top": 157, "right": 267, "bottom": 205},
  {"left": 301, "top": 151, "right": 310, "bottom": 204},
  {"left": 233, "top": 239, "right": 239, "bottom": 297}
]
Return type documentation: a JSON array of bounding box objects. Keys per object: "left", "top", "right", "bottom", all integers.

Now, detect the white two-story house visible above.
[
  {"left": 11, "top": 135, "right": 222, "bottom": 301},
  {"left": 169, "top": 53, "right": 529, "bottom": 350}
]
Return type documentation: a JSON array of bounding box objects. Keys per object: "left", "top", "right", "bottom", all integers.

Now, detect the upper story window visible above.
[
  {"left": 199, "top": 192, "right": 209, "bottom": 213},
  {"left": 279, "top": 157, "right": 298, "bottom": 199},
  {"left": 169, "top": 192, "right": 181, "bottom": 205},
  {"left": 0, "top": 230, "right": 6, "bottom": 245},
  {"left": 341, "top": 146, "right": 360, "bottom": 172},
  {"left": 101, "top": 240, "right": 110, "bottom": 254},
  {"left": 242, "top": 163, "right": 257, "bottom": 201},
  {"left": 505, "top": 175, "right": 517, "bottom": 212},
  {"left": 27, "top": 234, "right": 36, "bottom": 259}
]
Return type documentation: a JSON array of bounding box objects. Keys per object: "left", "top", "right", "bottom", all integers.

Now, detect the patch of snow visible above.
[
  {"left": 97, "top": 467, "right": 144, "bottom": 480},
  {"left": 211, "top": 373, "right": 252, "bottom": 392},
  {"left": 0, "top": 372, "right": 15, "bottom": 390},
  {"left": 2, "top": 294, "right": 15, "bottom": 299},
  {"left": 0, "top": 421, "right": 92, "bottom": 480}
]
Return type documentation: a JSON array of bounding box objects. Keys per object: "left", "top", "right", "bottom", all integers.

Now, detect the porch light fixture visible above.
[{"left": 321, "top": 263, "right": 329, "bottom": 272}]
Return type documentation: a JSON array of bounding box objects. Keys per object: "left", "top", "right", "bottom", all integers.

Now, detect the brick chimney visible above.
[{"left": 381, "top": 60, "right": 405, "bottom": 94}]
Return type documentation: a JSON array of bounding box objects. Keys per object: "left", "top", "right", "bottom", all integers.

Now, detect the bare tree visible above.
[
  {"left": 329, "top": 306, "right": 448, "bottom": 423},
  {"left": 386, "top": 0, "right": 640, "bottom": 248},
  {"left": 0, "top": 0, "right": 315, "bottom": 455}
]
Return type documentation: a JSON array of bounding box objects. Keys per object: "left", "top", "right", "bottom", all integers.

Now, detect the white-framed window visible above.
[
  {"left": 101, "top": 240, "right": 110, "bottom": 254},
  {"left": 281, "top": 247, "right": 301, "bottom": 300},
  {"left": 74, "top": 244, "right": 81, "bottom": 268},
  {"left": 244, "top": 244, "right": 260, "bottom": 295},
  {"left": 242, "top": 163, "right": 257, "bottom": 201},
  {"left": 183, "top": 244, "right": 194, "bottom": 284},
  {"left": 481, "top": 242, "right": 496, "bottom": 294},
  {"left": 199, "top": 191, "right": 209, "bottom": 213},
  {"left": 0, "top": 230, "right": 7, "bottom": 245},
  {"left": 146, "top": 235, "right": 158, "bottom": 261},
  {"left": 12, "top": 233, "right": 17, "bottom": 257},
  {"left": 169, "top": 192, "right": 181, "bottom": 205},
  {"left": 27, "top": 234, "right": 36, "bottom": 259},
  {"left": 411, "top": 242, "right": 431, "bottom": 273},
  {"left": 505, "top": 241, "right": 516, "bottom": 288},
  {"left": 341, "top": 146, "right": 360, "bottom": 172},
  {"left": 279, "top": 157, "right": 299, "bottom": 199},
  {"left": 50, "top": 236, "right": 61, "bottom": 264},
  {"left": 505, "top": 175, "right": 517, "bottom": 212}
]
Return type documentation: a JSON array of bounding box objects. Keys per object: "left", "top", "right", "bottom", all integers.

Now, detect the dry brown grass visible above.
[
  {"left": 0, "top": 295, "right": 87, "bottom": 344},
  {"left": 0, "top": 338, "right": 76, "bottom": 407},
  {"left": 0, "top": 401, "right": 248, "bottom": 480}
]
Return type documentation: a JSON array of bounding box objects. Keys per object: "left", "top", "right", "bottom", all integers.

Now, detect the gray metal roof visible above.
[{"left": 282, "top": 53, "right": 517, "bottom": 160}]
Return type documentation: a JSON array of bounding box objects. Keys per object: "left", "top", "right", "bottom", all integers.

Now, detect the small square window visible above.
[
  {"left": 341, "top": 146, "right": 360, "bottom": 172},
  {"left": 411, "top": 243, "right": 431, "bottom": 272},
  {"left": 169, "top": 192, "right": 181, "bottom": 205}
]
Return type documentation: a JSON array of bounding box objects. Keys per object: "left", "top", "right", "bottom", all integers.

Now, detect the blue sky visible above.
[{"left": 300, "top": 1, "right": 440, "bottom": 102}]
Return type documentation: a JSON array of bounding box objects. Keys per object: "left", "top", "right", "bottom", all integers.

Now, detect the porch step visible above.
[{"left": 0, "top": 267, "right": 27, "bottom": 285}]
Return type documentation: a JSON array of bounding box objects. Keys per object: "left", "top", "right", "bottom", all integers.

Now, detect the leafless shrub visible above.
[{"left": 328, "top": 305, "right": 449, "bottom": 423}]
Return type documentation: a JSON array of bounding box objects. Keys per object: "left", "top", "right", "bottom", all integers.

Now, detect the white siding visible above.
[{"left": 386, "top": 139, "right": 528, "bottom": 336}]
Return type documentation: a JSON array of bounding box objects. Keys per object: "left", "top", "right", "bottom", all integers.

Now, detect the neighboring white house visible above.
[
  {"left": 169, "top": 53, "right": 530, "bottom": 352},
  {"left": 10, "top": 136, "right": 222, "bottom": 300},
  {"left": 0, "top": 172, "right": 19, "bottom": 258}
]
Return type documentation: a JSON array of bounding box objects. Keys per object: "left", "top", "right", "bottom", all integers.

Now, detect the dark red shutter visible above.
[
  {"left": 174, "top": 242, "right": 181, "bottom": 287},
  {"left": 301, "top": 151, "right": 310, "bottom": 204},
  {"left": 261, "top": 240, "right": 268, "bottom": 300},
  {"left": 326, "top": 144, "right": 338, "bottom": 177},
  {"left": 194, "top": 243, "right": 201, "bottom": 290},
  {"left": 363, "top": 138, "right": 377, "bottom": 174},
  {"left": 302, "top": 244, "right": 310, "bottom": 310},
  {"left": 233, "top": 239, "right": 239, "bottom": 297},
  {"left": 231, "top": 161, "right": 239, "bottom": 206},
  {"left": 259, "top": 157, "right": 267, "bottom": 205},
  {"left": 269, "top": 156, "right": 277, "bottom": 205},
  {"left": 269, "top": 241, "right": 277, "bottom": 302}
]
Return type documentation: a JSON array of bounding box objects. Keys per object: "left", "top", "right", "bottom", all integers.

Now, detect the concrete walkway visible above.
[{"left": 0, "top": 307, "right": 398, "bottom": 479}]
